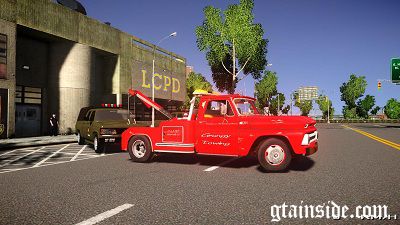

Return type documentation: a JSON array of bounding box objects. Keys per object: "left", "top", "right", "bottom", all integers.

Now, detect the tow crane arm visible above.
[{"left": 128, "top": 89, "right": 173, "bottom": 119}]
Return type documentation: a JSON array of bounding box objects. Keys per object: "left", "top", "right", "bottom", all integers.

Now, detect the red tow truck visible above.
[{"left": 121, "top": 89, "right": 318, "bottom": 172}]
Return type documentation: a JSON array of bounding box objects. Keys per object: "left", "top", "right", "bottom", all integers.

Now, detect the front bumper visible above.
[{"left": 305, "top": 141, "right": 318, "bottom": 156}]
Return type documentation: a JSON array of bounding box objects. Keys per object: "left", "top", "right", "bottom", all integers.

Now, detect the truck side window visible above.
[
  {"left": 85, "top": 111, "right": 92, "bottom": 121},
  {"left": 205, "top": 100, "right": 234, "bottom": 117},
  {"left": 89, "top": 111, "right": 96, "bottom": 121}
]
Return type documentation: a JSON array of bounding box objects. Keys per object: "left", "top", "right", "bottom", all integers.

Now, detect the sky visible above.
[{"left": 78, "top": 0, "right": 399, "bottom": 115}]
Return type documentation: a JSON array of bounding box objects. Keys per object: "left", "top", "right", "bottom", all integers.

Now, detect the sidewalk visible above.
[{"left": 0, "top": 135, "right": 77, "bottom": 150}]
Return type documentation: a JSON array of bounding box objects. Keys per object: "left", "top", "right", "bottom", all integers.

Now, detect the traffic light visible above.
[{"left": 378, "top": 81, "right": 382, "bottom": 90}]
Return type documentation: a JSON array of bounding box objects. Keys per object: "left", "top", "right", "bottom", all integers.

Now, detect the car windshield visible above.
[
  {"left": 94, "top": 109, "right": 129, "bottom": 121},
  {"left": 234, "top": 98, "right": 260, "bottom": 115}
]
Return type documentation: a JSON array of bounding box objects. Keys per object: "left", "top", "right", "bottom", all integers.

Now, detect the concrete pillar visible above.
[{"left": 48, "top": 42, "right": 92, "bottom": 134}]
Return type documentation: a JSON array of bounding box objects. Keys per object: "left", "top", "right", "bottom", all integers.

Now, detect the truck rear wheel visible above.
[
  {"left": 94, "top": 135, "right": 104, "bottom": 153},
  {"left": 128, "top": 136, "right": 153, "bottom": 162},
  {"left": 77, "top": 132, "right": 85, "bottom": 145},
  {"left": 257, "top": 138, "right": 292, "bottom": 172}
]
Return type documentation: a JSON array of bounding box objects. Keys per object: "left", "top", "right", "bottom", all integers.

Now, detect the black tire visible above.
[
  {"left": 128, "top": 136, "right": 153, "bottom": 162},
  {"left": 93, "top": 135, "right": 104, "bottom": 153},
  {"left": 257, "top": 138, "right": 292, "bottom": 172},
  {"left": 77, "top": 131, "right": 85, "bottom": 145}
]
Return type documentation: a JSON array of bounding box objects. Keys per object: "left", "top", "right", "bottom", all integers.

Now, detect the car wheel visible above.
[
  {"left": 128, "top": 136, "right": 153, "bottom": 162},
  {"left": 257, "top": 138, "right": 292, "bottom": 172},
  {"left": 94, "top": 135, "right": 104, "bottom": 153},
  {"left": 77, "top": 132, "right": 85, "bottom": 145}
]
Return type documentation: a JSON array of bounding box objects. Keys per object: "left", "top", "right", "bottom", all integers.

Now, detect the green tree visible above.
[
  {"left": 210, "top": 53, "right": 237, "bottom": 94},
  {"left": 384, "top": 98, "right": 400, "bottom": 119},
  {"left": 356, "top": 95, "right": 375, "bottom": 119},
  {"left": 282, "top": 105, "right": 291, "bottom": 115},
  {"left": 370, "top": 106, "right": 381, "bottom": 115},
  {"left": 183, "top": 72, "right": 212, "bottom": 109},
  {"left": 254, "top": 71, "right": 277, "bottom": 109},
  {"left": 196, "top": 0, "right": 268, "bottom": 92},
  {"left": 269, "top": 93, "right": 285, "bottom": 115},
  {"left": 340, "top": 74, "right": 367, "bottom": 118},
  {"left": 316, "top": 95, "right": 334, "bottom": 119},
  {"left": 294, "top": 93, "right": 313, "bottom": 116}
]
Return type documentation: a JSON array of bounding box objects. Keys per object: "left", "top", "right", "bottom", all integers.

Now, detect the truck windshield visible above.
[
  {"left": 95, "top": 109, "right": 129, "bottom": 121},
  {"left": 234, "top": 98, "right": 260, "bottom": 115}
]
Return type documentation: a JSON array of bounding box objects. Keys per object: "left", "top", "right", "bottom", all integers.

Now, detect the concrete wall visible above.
[
  {"left": 0, "top": 0, "right": 186, "bottom": 101},
  {"left": 0, "top": 18, "right": 16, "bottom": 137},
  {"left": 0, "top": 0, "right": 187, "bottom": 137},
  {"left": 48, "top": 42, "right": 92, "bottom": 134}
]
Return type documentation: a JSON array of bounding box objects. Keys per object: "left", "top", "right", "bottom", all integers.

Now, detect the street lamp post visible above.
[{"left": 151, "top": 32, "right": 177, "bottom": 127}]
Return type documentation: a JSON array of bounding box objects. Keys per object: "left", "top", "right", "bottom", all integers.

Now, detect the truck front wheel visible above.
[
  {"left": 257, "top": 138, "right": 292, "bottom": 172},
  {"left": 128, "top": 136, "right": 153, "bottom": 162}
]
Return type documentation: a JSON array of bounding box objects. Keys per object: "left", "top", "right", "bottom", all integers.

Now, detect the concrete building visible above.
[
  {"left": 0, "top": 0, "right": 186, "bottom": 138},
  {"left": 186, "top": 65, "right": 193, "bottom": 77}
]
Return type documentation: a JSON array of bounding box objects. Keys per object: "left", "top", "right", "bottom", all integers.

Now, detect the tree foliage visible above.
[
  {"left": 340, "top": 74, "right": 367, "bottom": 118},
  {"left": 384, "top": 98, "right": 400, "bottom": 119},
  {"left": 356, "top": 95, "right": 376, "bottom": 119},
  {"left": 254, "top": 70, "right": 277, "bottom": 108},
  {"left": 254, "top": 71, "right": 290, "bottom": 115},
  {"left": 211, "top": 53, "right": 237, "bottom": 94},
  {"left": 370, "top": 106, "right": 381, "bottom": 115},
  {"left": 183, "top": 72, "right": 212, "bottom": 109},
  {"left": 316, "top": 95, "right": 334, "bottom": 119},
  {"left": 269, "top": 93, "right": 286, "bottom": 116},
  {"left": 196, "top": 0, "right": 268, "bottom": 92},
  {"left": 294, "top": 93, "right": 313, "bottom": 116}
]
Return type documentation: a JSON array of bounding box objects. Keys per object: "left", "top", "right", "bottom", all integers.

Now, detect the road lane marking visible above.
[
  {"left": 342, "top": 125, "right": 400, "bottom": 150},
  {"left": 75, "top": 204, "right": 133, "bottom": 225},
  {"left": 0, "top": 154, "right": 112, "bottom": 174},
  {"left": 33, "top": 144, "right": 70, "bottom": 168},
  {"left": 203, "top": 157, "right": 239, "bottom": 172},
  {"left": 70, "top": 145, "right": 87, "bottom": 161},
  {"left": 0, "top": 149, "right": 22, "bottom": 157},
  {"left": 0, "top": 146, "right": 46, "bottom": 168}
]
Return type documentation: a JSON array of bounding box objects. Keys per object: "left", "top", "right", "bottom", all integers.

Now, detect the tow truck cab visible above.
[{"left": 121, "top": 90, "right": 318, "bottom": 171}]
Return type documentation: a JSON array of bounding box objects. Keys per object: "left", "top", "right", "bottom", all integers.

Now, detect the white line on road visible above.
[
  {"left": 70, "top": 145, "right": 87, "bottom": 161},
  {"left": 33, "top": 144, "right": 70, "bottom": 168},
  {"left": 0, "top": 149, "right": 21, "bottom": 157},
  {"left": 75, "top": 204, "right": 134, "bottom": 225},
  {"left": 0, "top": 154, "right": 112, "bottom": 174},
  {"left": 203, "top": 157, "right": 239, "bottom": 172},
  {"left": 0, "top": 146, "right": 46, "bottom": 168}
]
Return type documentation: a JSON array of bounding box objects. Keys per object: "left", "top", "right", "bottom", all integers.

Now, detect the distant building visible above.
[
  {"left": 186, "top": 66, "right": 194, "bottom": 77},
  {"left": 0, "top": 0, "right": 186, "bottom": 138}
]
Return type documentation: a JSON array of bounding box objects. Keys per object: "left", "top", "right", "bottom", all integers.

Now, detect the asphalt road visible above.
[{"left": 0, "top": 123, "right": 399, "bottom": 224}]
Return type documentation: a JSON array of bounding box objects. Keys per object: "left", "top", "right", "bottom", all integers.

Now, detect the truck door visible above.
[
  {"left": 195, "top": 99, "right": 238, "bottom": 155},
  {"left": 87, "top": 111, "right": 96, "bottom": 140}
]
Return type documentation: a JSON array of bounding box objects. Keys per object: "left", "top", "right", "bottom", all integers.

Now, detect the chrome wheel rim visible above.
[
  {"left": 265, "top": 145, "right": 285, "bottom": 165},
  {"left": 132, "top": 140, "right": 146, "bottom": 158},
  {"left": 77, "top": 133, "right": 81, "bottom": 143}
]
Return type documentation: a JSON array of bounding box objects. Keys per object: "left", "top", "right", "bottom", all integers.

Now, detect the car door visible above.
[{"left": 195, "top": 99, "right": 239, "bottom": 155}]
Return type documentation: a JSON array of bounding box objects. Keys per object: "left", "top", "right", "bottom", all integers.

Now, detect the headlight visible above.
[
  {"left": 301, "top": 131, "right": 318, "bottom": 146},
  {"left": 100, "top": 128, "right": 117, "bottom": 135},
  {"left": 301, "top": 134, "right": 309, "bottom": 145}
]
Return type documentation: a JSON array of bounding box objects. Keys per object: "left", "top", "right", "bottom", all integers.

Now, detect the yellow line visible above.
[{"left": 342, "top": 125, "right": 400, "bottom": 150}]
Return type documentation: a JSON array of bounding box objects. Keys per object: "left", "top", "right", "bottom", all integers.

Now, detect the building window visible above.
[
  {"left": 16, "top": 86, "right": 42, "bottom": 105},
  {"left": 0, "top": 34, "right": 6, "bottom": 79}
]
